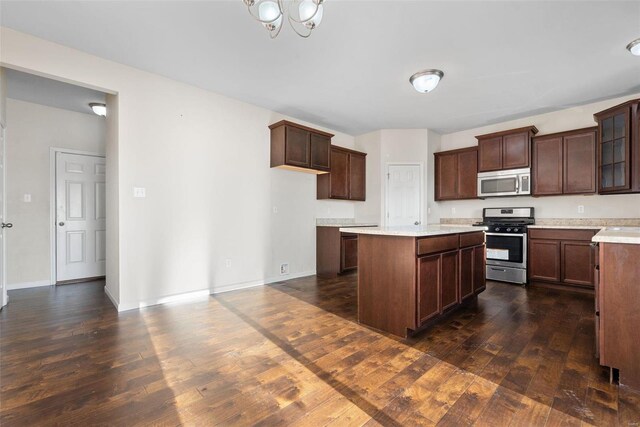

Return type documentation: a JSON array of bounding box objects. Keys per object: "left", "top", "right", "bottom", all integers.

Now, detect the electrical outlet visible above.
[
  {"left": 133, "top": 187, "right": 146, "bottom": 198},
  {"left": 272, "top": 206, "right": 278, "bottom": 214},
  {"left": 578, "top": 205, "right": 585, "bottom": 214},
  {"left": 451, "top": 207, "right": 456, "bottom": 215},
  {"left": 280, "top": 263, "right": 289, "bottom": 275},
  {"left": 23, "top": 194, "right": 32, "bottom": 203},
  {"left": 427, "top": 207, "right": 431, "bottom": 215},
  {"left": 225, "top": 259, "right": 232, "bottom": 268}
]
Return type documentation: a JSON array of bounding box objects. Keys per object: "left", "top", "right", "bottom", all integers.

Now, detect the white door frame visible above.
[
  {"left": 384, "top": 162, "right": 424, "bottom": 227},
  {"left": 1, "top": 124, "right": 7, "bottom": 308},
  {"left": 49, "top": 147, "right": 105, "bottom": 285}
]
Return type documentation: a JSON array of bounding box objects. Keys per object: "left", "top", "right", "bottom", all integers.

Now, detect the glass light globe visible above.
[
  {"left": 410, "top": 70, "right": 444, "bottom": 93},
  {"left": 258, "top": 1, "right": 281, "bottom": 23},
  {"left": 627, "top": 39, "right": 640, "bottom": 56},
  {"left": 299, "top": 0, "right": 323, "bottom": 27}
]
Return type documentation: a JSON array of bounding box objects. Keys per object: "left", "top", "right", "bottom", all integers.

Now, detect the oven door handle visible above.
[{"left": 485, "top": 233, "right": 526, "bottom": 237}]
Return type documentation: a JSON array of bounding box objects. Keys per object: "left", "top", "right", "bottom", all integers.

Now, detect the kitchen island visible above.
[
  {"left": 593, "top": 227, "right": 640, "bottom": 390},
  {"left": 339, "top": 225, "right": 486, "bottom": 338}
]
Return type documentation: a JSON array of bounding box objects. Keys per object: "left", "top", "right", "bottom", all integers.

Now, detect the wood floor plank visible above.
[{"left": 1, "top": 276, "right": 634, "bottom": 426}]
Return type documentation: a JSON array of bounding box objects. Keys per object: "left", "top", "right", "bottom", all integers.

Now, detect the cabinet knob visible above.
[
  {"left": 58, "top": 222, "right": 65, "bottom": 227},
  {"left": 1, "top": 222, "right": 12, "bottom": 229}
]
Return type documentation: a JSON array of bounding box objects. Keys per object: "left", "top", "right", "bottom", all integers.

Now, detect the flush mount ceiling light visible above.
[
  {"left": 410, "top": 69, "right": 444, "bottom": 93},
  {"left": 243, "top": 0, "right": 325, "bottom": 39},
  {"left": 627, "top": 38, "right": 640, "bottom": 56},
  {"left": 89, "top": 103, "right": 107, "bottom": 117}
]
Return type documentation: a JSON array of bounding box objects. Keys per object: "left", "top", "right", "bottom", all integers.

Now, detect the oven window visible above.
[
  {"left": 481, "top": 177, "right": 517, "bottom": 194},
  {"left": 486, "top": 234, "right": 523, "bottom": 263}
]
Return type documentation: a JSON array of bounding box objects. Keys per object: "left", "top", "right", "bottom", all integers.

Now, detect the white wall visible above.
[
  {"left": 435, "top": 93, "right": 640, "bottom": 220},
  {"left": 354, "top": 130, "right": 382, "bottom": 224},
  {"left": 0, "top": 28, "right": 358, "bottom": 309},
  {"left": 5, "top": 98, "right": 106, "bottom": 285},
  {"left": 355, "top": 129, "right": 433, "bottom": 226}
]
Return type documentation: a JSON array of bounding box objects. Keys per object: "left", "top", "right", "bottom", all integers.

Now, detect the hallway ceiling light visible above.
[
  {"left": 410, "top": 69, "right": 444, "bottom": 93},
  {"left": 89, "top": 103, "right": 106, "bottom": 117},
  {"left": 243, "top": 0, "right": 325, "bottom": 39},
  {"left": 627, "top": 38, "right": 640, "bottom": 56}
]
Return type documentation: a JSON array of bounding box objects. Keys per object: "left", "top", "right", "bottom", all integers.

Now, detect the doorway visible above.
[
  {"left": 53, "top": 150, "right": 106, "bottom": 283},
  {"left": 385, "top": 163, "right": 423, "bottom": 226},
  {"left": 2, "top": 67, "right": 109, "bottom": 292}
]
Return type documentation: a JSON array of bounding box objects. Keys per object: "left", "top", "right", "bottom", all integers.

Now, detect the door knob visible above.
[
  {"left": 58, "top": 222, "right": 65, "bottom": 226},
  {"left": 414, "top": 221, "right": 421, "bottom": 225},
  {"left": 1, "top": 223, "right": 12, "bottom": 229}
]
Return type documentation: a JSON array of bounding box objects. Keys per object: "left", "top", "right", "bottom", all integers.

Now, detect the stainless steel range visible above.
[{"left": 474, "top": 207, "right": 535, "bottom": 284}]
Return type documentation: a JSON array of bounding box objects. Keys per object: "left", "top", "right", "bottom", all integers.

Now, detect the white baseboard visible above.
[
  {"left": 7, "top": 280, "right": 52, "bottom": 290},
  {"left": 211, "top": 270, "right": 317, "bottom": 295},
  {"left": 103, "top": 286, "right": 119, "bottom": 310},
  {"left": 116, "top": 289, "right": 211, "bottom": 312},
  {"left": 107, "top": 270, "right": 317, "bottom": 312}
]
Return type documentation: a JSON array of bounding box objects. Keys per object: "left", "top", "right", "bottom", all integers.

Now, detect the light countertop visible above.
[
  {"left": 317, "top": 223, "right": 378, "bottom": 228},
  {"left": 339, "top": 225, "right": 486, "bottom": 237},
  {"left": 592, "top": 227, "right": 640, "bottom": 245},
  {"left": 528, "top": 225, "right": 605, "bottom": 230}
]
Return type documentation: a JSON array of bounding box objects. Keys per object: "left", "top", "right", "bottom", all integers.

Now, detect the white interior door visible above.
[
  {"left": 0, "top": 126, "right": 7, "bottom": 308},
  {"left": 56, "top": 152, "right": 106, "bottom": 282},
  {"left": 386, "top": 164, "right": 422, "bottom": 227}
]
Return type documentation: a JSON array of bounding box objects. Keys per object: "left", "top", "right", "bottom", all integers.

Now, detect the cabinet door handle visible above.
[{"left": 1, "top": 223, "right": 12, "bottom": 229}]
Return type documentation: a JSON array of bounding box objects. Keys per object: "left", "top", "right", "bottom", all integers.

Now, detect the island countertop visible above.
[
  {"left": 338, "top": 224, "right": 486, "bottom": 237},
  {"left": 592, "top": 227, "right": 640, "bottom": 245}
]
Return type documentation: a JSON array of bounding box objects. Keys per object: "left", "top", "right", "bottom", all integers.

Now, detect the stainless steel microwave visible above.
[{"left": 477, "top": 168, "right": 531, "bottom": 198}]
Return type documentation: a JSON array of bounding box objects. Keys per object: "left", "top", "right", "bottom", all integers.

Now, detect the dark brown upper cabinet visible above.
[
  {"left": 270, "top": 120, "right": 333, "bottom": 174},
  {"left": 317, "top": 146, "right": 367, "bottom": 201},
  {"left": 476, "top": 126, "right": 538, "bottom": 172},
  {"left": 532, "top": 127, "right": 597, "bottom": 196},
  {"left": 594, "top": 99, "right": 640, "bottom": 194},
  {"left": 434, "top": 146, "right": 478, "bottom": 201}
]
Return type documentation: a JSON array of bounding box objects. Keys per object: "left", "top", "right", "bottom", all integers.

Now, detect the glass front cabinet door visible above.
[{"left": 596, "top": 106, "right": 631, "bottom": 193}]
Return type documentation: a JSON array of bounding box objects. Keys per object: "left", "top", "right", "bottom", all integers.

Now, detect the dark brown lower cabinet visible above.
[
  {"left": 597, "top": 242, "right": 640, "bottom": 390},
  {"left": 317, "top": 227, "right": 367, "bottom": 278},
  {"left": 357, "top": 231, "right": 486, "bottom": 338},
  {"left": 528, "top": 228, "right": 598, "bottom": 291},
  {"left": 529, "top": 239, "right": 561, "bottom": 282},
  {"left": 340, "top": 234, "right": 358, "bottom": 272},
  {"left": 418, "top": 254, "right": 440, "bottom": 324},
  {"left": 416, "top": 235, "right": 485, "bottom": 330}
]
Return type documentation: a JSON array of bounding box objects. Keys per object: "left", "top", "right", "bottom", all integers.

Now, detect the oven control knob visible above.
[
  {"left": 513, "top": 227, "right": 519, "bottom": 232},
  {"left": 507, "top": 228, "right": 512, "bottom": 232},
  {"left": 495, "top": 227, "right": 501, "bottom": 232}
]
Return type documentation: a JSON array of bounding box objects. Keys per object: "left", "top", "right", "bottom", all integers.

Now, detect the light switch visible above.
[
  {"left": 133, "top": 187, "right": 146, "bottom": 198},
  {"left": 23, "top": 194, "right": 32, "bottom": 203},
  {"left": 578, "top": 205, "right": 585, "bottom": 214}
]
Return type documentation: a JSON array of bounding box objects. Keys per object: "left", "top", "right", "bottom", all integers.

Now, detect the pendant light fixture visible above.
[
  {"left": 627, "top": 38, "right": 640, "bottom": 56},
  {"left": 410, "top": 69, "right": 444, "bottom": 93},
  {"left": 243, "top": 0, "right": 325, "bottom": 39}
]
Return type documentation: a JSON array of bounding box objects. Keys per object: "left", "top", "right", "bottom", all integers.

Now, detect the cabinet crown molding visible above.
[
  {"left": 475, "top": 125, "right": 539, "bottom": 140},
  {"left": 268, "top": 120, "right": 334, "bottom": 138}
]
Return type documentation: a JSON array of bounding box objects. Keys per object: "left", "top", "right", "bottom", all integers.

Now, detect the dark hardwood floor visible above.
[{"left": 1, "top": 275, "right": 638, "bottom": 426}]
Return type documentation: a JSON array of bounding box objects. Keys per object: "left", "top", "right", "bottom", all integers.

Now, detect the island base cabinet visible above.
[
  {"left": 357, "top": 231, "right": 486, "bottom": 338},
  {"left": 597, "top": 243, "right": 640, "bottom": 390}
]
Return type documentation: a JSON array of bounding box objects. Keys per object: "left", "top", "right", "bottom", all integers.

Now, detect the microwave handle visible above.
[{"left": 515, "top": 177, "right": 520, "bottom": 193}]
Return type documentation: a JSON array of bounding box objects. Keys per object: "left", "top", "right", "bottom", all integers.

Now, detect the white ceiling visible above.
[
  {"left": 4, "top": 68, "right": 106, "bottom": 115},
  {"left": 1, "top": 1, "right": 639, "bottom": 135}
]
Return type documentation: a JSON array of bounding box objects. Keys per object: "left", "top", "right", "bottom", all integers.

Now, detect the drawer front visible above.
[
  {"left": 417, "top": 235, "right": 459, "bottom": 256},
  {"left": 459, "top": 232, "right": 485, "bottom": 248},
  {"left": 528, "top": 228, "right": 598, "bottom": 241}
]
